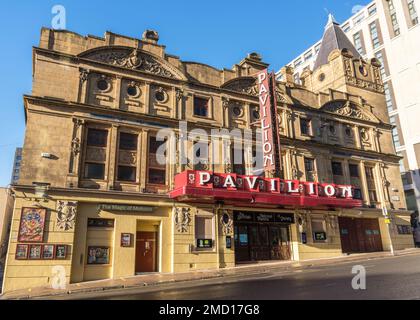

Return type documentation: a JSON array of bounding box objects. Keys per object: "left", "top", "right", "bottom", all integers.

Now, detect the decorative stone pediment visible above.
[
  {"left": 321, "top": 100, "right": 380, "bottom": 123},
  {"left": 79, "top": 46, "right": 187, "bottom": 80},
  {"left": 221, "top": 77, "right": 292, "bottom": 104},
  {"left": 222, "top": 77, "right": 259, "bottom": 96}
]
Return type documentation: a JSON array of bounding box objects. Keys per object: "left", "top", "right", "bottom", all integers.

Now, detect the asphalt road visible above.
[{"left": 61, "top": 253, "right": 420, "bottom": 300}]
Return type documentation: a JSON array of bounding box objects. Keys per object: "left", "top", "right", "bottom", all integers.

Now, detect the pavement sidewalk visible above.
[{"left": 2, "top": 248, "right": 419, "bottom": 300}]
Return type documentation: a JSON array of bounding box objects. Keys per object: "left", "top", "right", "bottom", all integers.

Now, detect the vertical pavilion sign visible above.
[{"left": 257, "top": 69, "right": 282, "bottom": 176}]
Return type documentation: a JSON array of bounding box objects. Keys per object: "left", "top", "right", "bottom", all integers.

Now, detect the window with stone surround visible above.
[
  {"left": 117, "top": 132, "right": 138, "bottom": 182},
  {"left": 403, "top": 0, "right": 419, "bottom": 27},
  {"left": 304, "top": 158, "right": 316, "bottom": 182},
  {"left": 369, "top": 21, "right": 382, "bottom": 49},
  {"left": 147, "top": 135, "right": 167, "bottom": 186},
  {"left": 353, "top": 31, "right": 366, "bottom": 55},
  {"left": 365, "top": 165, "right": 378, "bottom": 205},
  {"left": 83, "top": 128, "right": 108, "bottom": 180},
  {"left": 386, "top": 0, "right": 401, "bottom": 36},
  {"left": 193, "top": 97, "right": 209, "bottom": 118},
  {"left": 231, "top": 146, "right": 246, "bottom": 175}
]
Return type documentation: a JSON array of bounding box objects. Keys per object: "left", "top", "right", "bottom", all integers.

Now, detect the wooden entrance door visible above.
[
  {"left": 135, "top": 231, "right": 157, "bottom": 273},
  {"left": 338, "top": 217, "right": 383, "bottom": 253}
]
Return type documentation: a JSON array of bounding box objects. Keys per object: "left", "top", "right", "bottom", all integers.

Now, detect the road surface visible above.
[{"left": 55, "top": 253, "right": 420, "bottom": 300}]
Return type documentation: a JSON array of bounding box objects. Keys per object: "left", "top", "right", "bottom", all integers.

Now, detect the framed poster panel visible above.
[
  {"left": 18, "top": 207, "right": 47, "bottom": 243},
  {"left": 28, "top": 245, "right": 42, "bottom": 260},
  {"left": 55, "top": 245, "right": 67, "bottom": 259},
  {"left": 15, "top": 244, "right": 29, "bottom": 260},
  {"left": 87, "top": 246, "right": 110, "bottom": 265},
  {"left": 121, "top": 233, "right": 133, "bottom": 247},
  {"left": 42, "top": 244, "right": 55, "bottom": 260}
]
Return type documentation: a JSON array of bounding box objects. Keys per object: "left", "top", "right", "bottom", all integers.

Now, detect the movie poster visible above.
[{"left": 18, "top": 208, "right": 47, "bottom": 243}]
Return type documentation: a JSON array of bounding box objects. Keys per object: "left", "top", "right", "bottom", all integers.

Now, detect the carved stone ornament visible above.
[
  {"left": 80, "top": 69, "right": 89, "bottom": 82},
  {"left": 176, "top": 89, "right": 184, "bottom": 101},
  {"left": 297, "top": 212, "right": 307, "bottom": 233},
  {"left": 220, "top": 210, "right": 233, "bottom": 236},
  {"left": 81, "top": 48, "right": 184, "bottom": 80},
  {"left": 71, "top": 137, "right": 81, "bottom": 156},
  {"left": 174, "top": 207, "right": 191, "bottom": 233},
  {"left": 322, "top": 100, "right": 373, "bottom": 122},
  {"left": 56, "top": 201, "right": 77, "bottom": 231},
  {"left": 222, "top": 77, "right": 259, "bottom": 96}
]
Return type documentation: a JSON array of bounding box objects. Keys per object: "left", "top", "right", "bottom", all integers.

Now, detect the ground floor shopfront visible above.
[{"left": 1, "top": 187, "right": 415, "bottom": 293}]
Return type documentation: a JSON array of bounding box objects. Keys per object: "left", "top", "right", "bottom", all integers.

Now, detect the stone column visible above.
[
  {"left": 359, "top": 161, "right": 370, "bottom": 206},
  {"left": 140, "top": 129, "right": 149, "bottom": 191},
  {"left": 114, "top": 76, "right": 122, "bottom": 110},
  {"left": 107, "top": 124, "right": 119, "bottom": 190},
  {"left": 66, "top": 118, "right": 85, "bottom": 188}
]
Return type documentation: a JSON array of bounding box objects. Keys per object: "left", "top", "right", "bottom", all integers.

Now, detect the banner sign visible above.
[{"left": 257, "top": 69, "right": 282, "bottom": 175}]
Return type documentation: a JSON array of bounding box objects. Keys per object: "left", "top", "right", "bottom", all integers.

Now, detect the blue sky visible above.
[{"left": 0, "top": 0, "right": 370, "bottom": 187}]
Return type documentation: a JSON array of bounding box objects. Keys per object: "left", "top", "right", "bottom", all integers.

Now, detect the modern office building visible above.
[
  {"left": 10, "top": 148, "right": 22, "bottom": 185},
  {"left": 2, "top": 22, "right": 414, "bottom": 293},
  {"left": 279, "top": 0, "right": 420, "bottom": 213}
]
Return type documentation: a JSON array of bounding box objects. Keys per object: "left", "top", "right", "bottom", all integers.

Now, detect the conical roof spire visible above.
[
  {"left": 313, "top": 14, "right": 361, "bottom": 70},
  {"left": 325, "top": 13, "right": 338, "bottom": 29}
]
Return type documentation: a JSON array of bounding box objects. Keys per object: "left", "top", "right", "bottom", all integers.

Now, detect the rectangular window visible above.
[
  {"left": 195, "top": 215, "right": 214, "bottom": 250},
  {"left": 353, "top": 12, "right": 366, "bottom": 26},
  {"left": 194, "top": 141, "right": 209, "bottom": 171},
  {"left": 117, "top": 132, "right": 138, "bottom": 182},
  {"left": 332, "top": 162, "right": 343, "bottom": 176},
  {"left": 231, "top": 147, "right": 246, "bottom": 175},
  {"left": 84, "top": 163, "right": 105, "bottom": 180},
  {"left": 84, "top": 128, "right": 108, "bottom": 180},
  {"left": 365, "top": 166, "right": 375, "bottom": 180},
  {"left": 315, "top": 43, "right": 321, "bottom": 54},
  {"left": 304, "top": 50, "right": 313, "bottom": 61},
  {"left": 368, "top": 4, "right": 378, "bottom": 16},
  {"left": 390, "top": 116, "right": 401, "bottom": 148},
  {"left": 342, "top": 23, "right": 351, "bottom": 33},
  {"left": 353, "top": 32, "right": 365, "bottom": 55},
  {"left": 365, "top": 165, "right": 378, "bottom": 206},
  {"left": 384, "top": 82, "right": 395, "bottom": 112},
  {"left": 119, "top": 132, "right": 138, "bottom": 150},
  {"left": 87, "top": 129, "right": 108, "bottom": 147},
  {"left": 300, "top": 118, "right": 312, "bottom": 136},
  {"left": 194, "top": 97, "right": 209, "bottom": 117},
  {"left": 369, "top": 21, "right": 381, "bottom": 49},
  {"left": 349, "top": 164, "right": 360, "bottom": 177},
  {"left": 117, "top": 166, "right": 136, "bottom": 182},
  {"left": 375, "top": 50, "right": 388, "bottom": 78},
  {"left": 293, "top": 58, "right": 302, "bottom": 67},
  {"left": 406, "top": 0, "right": 419, "bottom": 26},
  {"left": 147, "top": 136, "right": 166, "bottom": 185},
  {"left": 304, "top": 158, "right": 316, "bottom": 182},
  {"left": 387, "top": 0, "right": 401, "bottom": 36}
]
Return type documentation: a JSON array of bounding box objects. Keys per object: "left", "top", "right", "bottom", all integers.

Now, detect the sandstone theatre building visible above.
[{"left": 2, "top": 18, "right": 414, "bottom": 293}]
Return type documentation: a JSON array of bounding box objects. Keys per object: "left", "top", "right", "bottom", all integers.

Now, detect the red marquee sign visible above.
[{"left": 170, "top": 171, "right": 363, "bottom": 209}]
